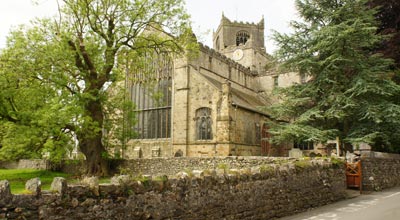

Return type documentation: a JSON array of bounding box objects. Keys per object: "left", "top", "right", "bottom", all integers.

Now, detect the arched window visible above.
[
  {"left": 130, "top": 53, "right": 172, "bottom": 139},
  {"left": 236, "top": 31, "right": 250, "bottom": 46},
  {"left": 195, "top": 107, "right": 212, "bottom": 140}
]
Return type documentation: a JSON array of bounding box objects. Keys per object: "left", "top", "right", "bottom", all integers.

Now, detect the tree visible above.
[
  {"left": 270, "top": 0, "right": 400, "bottom": 152},
  {"left": 0, "top": 30, "right": 74, "bottom": 161},
  {"left": 369, "top": 0, "right": 400, "bottom": 69},
  {"left": 0, "top": 0, "right": 194, "bottom": 176}
]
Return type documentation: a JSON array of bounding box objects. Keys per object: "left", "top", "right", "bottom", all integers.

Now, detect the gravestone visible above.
[
  {"left": 289, "top": 148, "right": 303, "bottom": 158},
  {"left": 25, "top": 177, "right": 41, "bottom": 196}
]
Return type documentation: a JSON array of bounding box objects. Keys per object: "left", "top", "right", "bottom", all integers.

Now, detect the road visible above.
[{"left": 278, "top": 187, "right": 400, "bottom": 220}]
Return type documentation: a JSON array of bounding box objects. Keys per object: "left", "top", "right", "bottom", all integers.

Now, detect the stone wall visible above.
[
  {"left": 1, "top": 158, "right": 346, "bottom": 220},
  {"left": 0, "top": 159, "right": 49, "bottom": 170},
  {"left": 112, "top": 157, "right": 314, "bottom": 176},
  {"left": 361, "top": 152, "right": 400, "bottom": 191}
]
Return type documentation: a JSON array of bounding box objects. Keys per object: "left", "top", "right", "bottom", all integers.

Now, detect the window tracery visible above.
[
  {"left": 195, "top": 107, "right": 212, "bottom": 140},
  {"left": 236, "top": 31, "right": 250, "bottom": 46},
  {"left": 129, "top": 53, "right": 172, "bottom": 139}
]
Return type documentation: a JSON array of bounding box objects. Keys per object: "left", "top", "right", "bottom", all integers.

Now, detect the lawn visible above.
[
  {"left": 0, "top": 169, "right": 112, "bottom": 194},
  {"left": 0, "top": 169, "right": 72, "bottom": 194}
]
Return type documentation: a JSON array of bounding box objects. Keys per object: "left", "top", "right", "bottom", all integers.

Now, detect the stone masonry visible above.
[
  {"left": 361, "top": 152, "right": 400, "bottom": 191},
  {"left": 121, "top": 15, "right": 304, "bottom": 159},
  {"left": 1, "top": 158, "right": 347, "bottom": 220}
]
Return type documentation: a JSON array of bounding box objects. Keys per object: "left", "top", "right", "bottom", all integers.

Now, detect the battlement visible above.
[
  {"left": 221, "top": 14, "right": 264, "bottom": 28},
  {"left": 199, "top": 43, "right": 258, "bottom": 76}
]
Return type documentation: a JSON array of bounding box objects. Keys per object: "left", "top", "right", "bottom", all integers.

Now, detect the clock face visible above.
[{"left": 233, "top": 49, "right": 244, "bottom": 61}]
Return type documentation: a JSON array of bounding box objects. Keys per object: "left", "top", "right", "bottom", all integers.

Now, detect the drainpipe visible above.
[
  {"left": 186, "top": 65, "right": 190, "bottom": 157},
  {"left": 233, "top": 103, "right": 237, "bottom": 155}
]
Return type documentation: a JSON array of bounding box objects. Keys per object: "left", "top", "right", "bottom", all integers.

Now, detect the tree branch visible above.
[{"left": 67, "top": 40, "right": 85, "bottom": 71}]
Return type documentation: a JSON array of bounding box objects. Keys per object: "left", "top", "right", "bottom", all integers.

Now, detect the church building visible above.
[{"left": 121, "top": 15, "right": 305, "bottom": 159}]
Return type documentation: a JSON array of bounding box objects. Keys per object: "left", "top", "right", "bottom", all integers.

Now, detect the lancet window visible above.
[{"left": 195, "top": 107, "right": 212, "bottom": 140}]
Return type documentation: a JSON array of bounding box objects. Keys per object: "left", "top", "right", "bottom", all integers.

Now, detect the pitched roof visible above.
[{"left": 199, "top": 73, "right": 270, "bottom": 117}]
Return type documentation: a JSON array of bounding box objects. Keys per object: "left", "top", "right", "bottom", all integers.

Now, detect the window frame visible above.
[
  {"left": 129, "top": 53, "right": 173, "bottom": 140},
  {"left": 294, "top": 141, "right": 314, "bottom": 150},
  {"left": 236, "top": 31, "right": 250, "bottom": 46},
  {"left": 195, "top": 107, "right": 213, "bottom": 140}
]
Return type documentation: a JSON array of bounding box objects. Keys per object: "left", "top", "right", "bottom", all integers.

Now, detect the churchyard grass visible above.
[
  {"left": 0, "top": 169, "right": 111, "bottom": 194},
  {"left": 0, "top": 169, "right": 72, "bottom": 194}
]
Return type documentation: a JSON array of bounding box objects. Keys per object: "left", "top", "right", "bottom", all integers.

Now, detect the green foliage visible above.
[
  {"left": 330, "top": 157, "right": 345, "bottom": 168},
  {"left": 368, "top": 0, "right": 400, "bottom": 69},
  {"left": 216, "top": 163, "right": 229, "bottom": 171},
  {"left": 270, "top": 0, "right": 400, "bottom": 151},
  {"left": 118, "top": 167, "right": 134, "bottom": 176},
  {"left": 132, "top": 174, "right": 152, "bottom": 188},
  {"left": 0, "top": 0, "right": 196, "bottom": 173},
  {"left": 202, "top": 169, "right": 213, "bottom": 176},
  {"left": 183, "top": 168, "right": 194, "bottom": 178},
  {"left": 259, "top": 165, "right": 275, "bottom": 174},
  {"left": 153, "top": 175, "right": 168, "bottom": 182},
  {"left": 294, "top": 159, "right": 311, "bottom": 169}
]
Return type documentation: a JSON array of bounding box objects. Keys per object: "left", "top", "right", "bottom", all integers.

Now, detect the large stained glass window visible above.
[{"left": 129, "top": 53, "right": 172, "bottom": 139}]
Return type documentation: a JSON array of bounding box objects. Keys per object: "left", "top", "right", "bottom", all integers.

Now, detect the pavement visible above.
[
  {"left": 278, "top": 187, "right": 400, "bottom": 220},
  {"left": 345, "top": 189, "right": 361, "bottom": 199}
]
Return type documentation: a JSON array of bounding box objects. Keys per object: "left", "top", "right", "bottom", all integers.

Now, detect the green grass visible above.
[{"left": 0, "top": 169, "right": 72, "bottom": 194}]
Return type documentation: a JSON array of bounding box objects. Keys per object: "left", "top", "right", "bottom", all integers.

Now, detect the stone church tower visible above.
[{"left": 213, "top": 14, "right": 270, "bottom": 74}]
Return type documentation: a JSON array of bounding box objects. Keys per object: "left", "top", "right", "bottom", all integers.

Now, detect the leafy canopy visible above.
[{"left": 0, "top": 0, "right": 195, "bottom": 172}]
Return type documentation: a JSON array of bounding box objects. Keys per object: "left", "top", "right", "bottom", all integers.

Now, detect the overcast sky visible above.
[{"left": 0, "top": 0, "right": 297, "bottom": 53}]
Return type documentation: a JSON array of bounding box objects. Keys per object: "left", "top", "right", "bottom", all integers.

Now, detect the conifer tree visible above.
[
  {"left": 369, "top": 0, "right": 400, "bottom": 69},
  {"left": 270, "top": 0, "right": 400, "bottom": 152}
]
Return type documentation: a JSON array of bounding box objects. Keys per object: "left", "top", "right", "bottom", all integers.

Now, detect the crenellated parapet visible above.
[
  {"left": 198, "top": 43, "right": 258, "bottom": 77},
  {"left": 221, "top": 13, "right": 264, "bottom": 28}
]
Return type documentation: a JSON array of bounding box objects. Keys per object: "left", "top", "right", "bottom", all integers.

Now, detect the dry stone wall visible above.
[
  {"left": 1, "top": 158, "right": 347, "bottom": 220},
  {"left": 112, "top": 157, "right": 313, "bottom": 176},
  {"left": 0, "top": 159, "right": 49, "bottom": 170},
  {"left": 361, "top": 152, "right": 400, "bottom": 191}
]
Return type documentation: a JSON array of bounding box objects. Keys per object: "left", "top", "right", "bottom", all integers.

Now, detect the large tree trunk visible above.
[
  {"left": 78, "top": 99, "right": 110, "bottom": 176},
  {"left": 79, "top": 135, "right": 109, "bottom": 176}
]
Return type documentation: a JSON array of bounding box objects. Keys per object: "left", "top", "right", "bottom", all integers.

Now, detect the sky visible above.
[{"left": 0, "top": 0, "right": 298, "bottom": 53}]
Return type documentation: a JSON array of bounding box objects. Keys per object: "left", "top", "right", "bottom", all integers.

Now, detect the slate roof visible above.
[{"left": 199, "top": 72, "right": 270, "bottom": 117}]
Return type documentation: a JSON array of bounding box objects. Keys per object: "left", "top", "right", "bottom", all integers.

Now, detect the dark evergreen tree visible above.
[
  {"left": 270, "top": 0, "right": 400, "bottom": 152},
  {"left": 369, "top": 0, "right": 400, "bottom": 69}
]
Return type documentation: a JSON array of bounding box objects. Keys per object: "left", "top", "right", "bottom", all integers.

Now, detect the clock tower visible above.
[{"left": 213, "top": 14, "right": 270, "bottom": 74}]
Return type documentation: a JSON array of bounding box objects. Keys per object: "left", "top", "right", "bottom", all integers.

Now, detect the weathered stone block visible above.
[
  {"left": 1, "top": 158, "right": 351, "bottom": 220},
  {"left": 80, "top": 176, "right": 96, "bottom": 187},
  {"left": 25, "top": 178, "right": 41, "bottom": 196},
  {"left": 0, "top": 180, "right": 12, "bottom": 203},
  {"left": 175, "top": 171, "right": 189, "bottom": 179},
  {"left": 50, "top": 177, "right": 67, "bottom": 195},
  {"left": 289, "top": 148, "right": 303, "bottom": 158},
  {"left": 110, "top": 175, "right": 131, "bottom": 186},
  {"left": 82, "top": 176, "right": 99, "bottom": 196},
  {"left": 192, "top": 170, "right": 204, "bottom": 178}
]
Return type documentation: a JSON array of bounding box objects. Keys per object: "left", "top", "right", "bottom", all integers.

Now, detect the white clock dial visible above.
[{"left": 233, "top": 49, "right": 244, "bottom": 61}]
